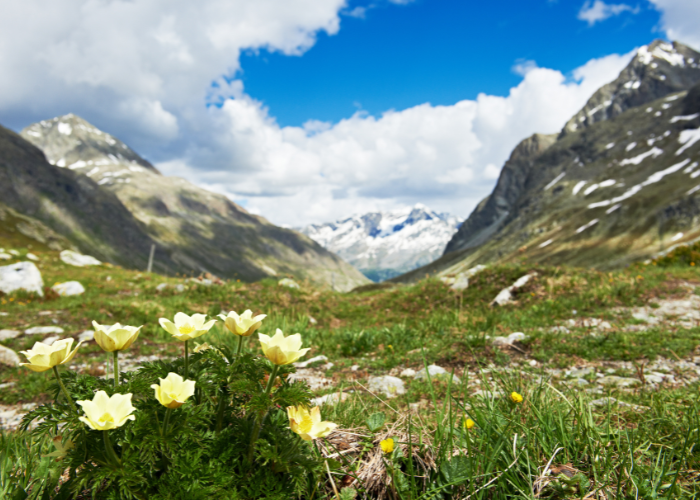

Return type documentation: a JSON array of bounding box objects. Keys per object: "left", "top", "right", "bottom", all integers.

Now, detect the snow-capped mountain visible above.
[{"left": 301, "top": 205, "right": 460, "bottom": 281}]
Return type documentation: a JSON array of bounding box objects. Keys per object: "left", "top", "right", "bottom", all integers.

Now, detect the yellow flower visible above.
[
  {"left": 259, "top": 329, "right": 310, "bottom": 366},
  {"left": 510, "top": 391, "right": 523, "bottom": 404},
  {"left": 77, "top": 391, "right": 136, "bottom": 431},
  {"left": 380, "top": 438, "right": 394, "bottom": 454},
  {"left": 218, "top": 309, "right": 267, "bottom": 337},
  {"left": 19, "top": 338, "right": 83, "bottom": 372},
  {"left": 287, "top": 405, "right": 337, "bottom": 441},
  {"left": 463, "top": 418, "right": 475, "bottom": 430},
  {"left": 92, "top": 321, "right": 142, "bottom": 352},
  {"left": 151, "top": 372, "right": 196, "bottom": 409},
  {"left": 158, "top": 312, "right": 216, "bottom": 341}
]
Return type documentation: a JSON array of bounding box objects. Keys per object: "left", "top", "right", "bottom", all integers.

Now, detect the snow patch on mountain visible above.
[{"left": 301, "top": 205, "right": 461, "bottom": 282}]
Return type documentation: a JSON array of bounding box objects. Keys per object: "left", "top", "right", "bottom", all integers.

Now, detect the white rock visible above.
[
  {"left": 0, "top": 261, "right": 44, "bottom": 296},
  {"left": 78, "top": 330, "right": 94, "bottom": 342},
  {"left": 598, "top": 376, "right": 640, "bottom": 388},
  {"left": 310, "top": 392, "right": 350, "bottom": 406},
  {"left": 0, "top": 329, "right": 21, "bottom": 341},
  {"left": 528, "top": 360, "right": 539, "bottom": 367},
  {"left": 278, "top": 278, "right": 300, "bottom": 289},
  {"left": 52, "top": 281, "right": 85, "bottom": 296},
  {"left": 60, "top": 250, "right": 101, "bottom": 267},
  {"left": 0, "top": 312, "right": 7, "bottom": 316},
  {"left": 0, "top": 345, "right": 20, "bottom": 367},
  {"left": 293, "top": 355, "right": 329, "bottom": 368},
  {"left": 0, "top": 253, "right": 11, "bottom": 260},
  {"left": 450, "top": 274, "right": 470, "bottom": 291},
  {"left": 565, "top": 366, "right": 594, "bottom": 378},
  {"left": 549, "top": 326, "right": 571, "bottom": 334},
  {"left": 491, "top": 273, "right": 536, "bottom": 306},
  {"left": 492, "top": 332, "right": 528, "bottom": 346},
  {"left": 368, "top": 375, "right": 406, "bottom": 398},
  {"left": 288, "top": 369, "right": 333, "bottom": 391},
  {"left": 308, "top": 316, "right": 317, "bottom": 324},
  {"left": 8, "top": 250, "right": 19, "bottom": 256},
  {"left": 472, "top": 389, "right": 503, "bottom": 399},
  {"left": 156, "top": 283, "right": 168, "bottom": 291},
  {"left": 43, "top": 336, "right": 60, "bottom": 346},
  {"left": 400, "top": 368, "right": 417, "bottom": 378},
  {"left": 24, "top": 326, "right": 64, "bottom": 335},
  {"left": 414, "top": 364, "right": 461, "bottom": 384},
  {"left": 26, "top": 253, "right": 39, "bottom": 261},
  {"left": 175, "top": 284, "right": 185, "bottom": 292},
  {"left": 0, "top": 403, "right": 37, "bottom": 431}
]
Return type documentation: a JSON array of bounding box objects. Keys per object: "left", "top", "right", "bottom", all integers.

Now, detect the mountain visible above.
[
  {"left": 301, "top": 205, "right": 460, "bottom": 281},
  {"left": 19, "top": 114, "right": 369, "bottom": 291},
  {"left": 395, "top": 40, "right": 700, "bottom": 282},
  {"left": 0, "top": 124, "right": 177, "bottom": 272}
]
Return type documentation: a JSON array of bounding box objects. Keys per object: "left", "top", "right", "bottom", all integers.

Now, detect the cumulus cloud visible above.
[
  {"left": 577, "top": 0, "right": 639, "bottom": 26},
  {"left": 648, "top": 0, "right": 700, "bottom": 50}
]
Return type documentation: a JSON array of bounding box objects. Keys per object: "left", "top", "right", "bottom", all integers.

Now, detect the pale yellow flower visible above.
[
  {"left": 92, "top": 321, "right": 142, "bottom": 352},
  {"left": 259, "top": 329, "right": 310, "bottom": 366},
  {"left": 77, "top": 391, "right": 136, "bottom": 431},
  {"left": 380, "top": 438, "right": 395, "bottom": 454},
  {"left": 510, "top": 391, "right": 523, "bottom": 404},
  {"left": 287, "top": 405, "right": 337, "bottom": 441},
  {"left": 158, "top": 312, "right": 216, "bottom": 341},
  {"left": 151, "top": 372, "right": 196, "bottom": 409},
  {"left": 19, "top": 338, "right": 83, "bottom": 372},
  {"left": 218, "top": 309, "right": 267, "bottom": 337}
]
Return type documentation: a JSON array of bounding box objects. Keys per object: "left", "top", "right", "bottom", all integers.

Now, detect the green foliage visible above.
[{"left": 652, "top": 240, "right": 700, "bottom": 267}]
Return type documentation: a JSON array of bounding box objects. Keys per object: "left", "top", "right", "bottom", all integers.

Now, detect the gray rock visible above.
[
  {"left": 26, "top": 253, "right": 39, "bottom": 261},
  {"left": 414, "top": 364, "right": 461, "bottom": 384},
  {"left": 0, "top": 345, "right": 20, "bottom": 367},
  {"left": 287, "top": 369, "right": 333, "bottom": 391},
  {"left": 565, "top": 366, "right": 594, "bottom": 378},
  {"left": 368, "top": 375, "right": 406, "bottom": 398},
  {"left": 0, "top": 253, "right": 11, "bottom": 260},
  {"left": 492, "top": 332, "right": 528, "bottom": 346},
  {"left": 60, "top": 250, "right": 101, "bottom": 267},
  {"left": 310, "top": 392, "right": 350, "bottom": 406},
  {"left": 293, "top": 355, "right": 328, "bottom": 368},
  {"left": 549, "top": 326, "right": 571, "bottom": 334},
  {"left": 0, "top": 261, "right": 44, "bottom": 296},
  {"left": 156, "top": 283, "right": 168, "bottom": 291},
  {"left": 52, "top": 281, "right": 85, "bottom": 296},
  {"left": 175, "top": 284, "right": 186, "bottom": 293},
  {"left": 25, "top": 326, "right": 64, "bottom": 335},
  {"left": 400, "top": 368, "right": 417, "bottom": 377},
  {"left": 589, "top": 397, "right": 648, "bottom": 411},
  {"left": 0, "top": 329, "right": 21, "bottom": 341},
  {"left": 598, "top": 376, "right": 640, "bottom": 388},
  {"left": 278, "top": 278, "right": 300, "bottom": 289},
  {"left": 567, "top": 378, "right": 590, "bottom": 386},
  {"left": 78, "top": 330, "right": 95, "bottom": 342},
  {"left": 491, "top": 273, "right": 536, "bottom": 306},
  {"left": 43, "top": 336, "right": 60, "bottom": 346}
]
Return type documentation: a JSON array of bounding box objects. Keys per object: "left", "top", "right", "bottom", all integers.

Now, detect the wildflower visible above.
[
  {"left": 463, "top": 418, "right": 475, "bottom": 430},
  {"left": 92, "top": 321, "right": 142, "bottom": 352},
  {"left": 259, "top": 329, "right": 310, "bottom": 365},
  {"left": 218, "top": 309, "right": 267, "bottom": 337},
  {"left": 380, "top": 438, "right": 395, "bottom": 454},
  {"left": 19, "top": 338, "right": 83, "bottom": 372},
  {"left": 151, "top": 372, "right": 196, "bottom": 409},
  {"left": 77, "top": 391, "right": 136, "bottom": 431},
  {"left": 287, "top": 405, "right": 337, "bottom": 441},
  {"left": 510, "top": 391, "right": 523, "bottom": 404},
  {"left": 158, "top": 312, "right": 216, "bottom": 341}
]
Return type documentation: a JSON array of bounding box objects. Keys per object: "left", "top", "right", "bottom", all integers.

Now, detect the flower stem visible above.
[
  {"left": 103, "top": 430, "right": 121, "bottom": 467},
  {"left": 162, "top": 407, "right": 173, "bottom": 435},
  {"left": 235, "top": 335, "right": 244, "bottom": 359},
  {"left": 246, "top": 364, "right": 280, "bottom": 463},
  {"left": 215, "top": 387, "right": 227, "bottom": 435},
  {"left": 52, "top": 366, "right": 78, "bottom": 414},
  {"left": 113, "top": 351, "right": 119, "bottom": 388},
  {"left": 184, "top": 340, "right": 189, "bottom": 379}
]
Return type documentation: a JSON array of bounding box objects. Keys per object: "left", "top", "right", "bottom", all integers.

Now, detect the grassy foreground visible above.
[{"left": 1, "top": 238, "right": 700, "bottom": 498}]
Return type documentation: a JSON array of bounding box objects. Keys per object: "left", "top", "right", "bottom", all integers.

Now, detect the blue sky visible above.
[
  {"left": 0, "top": 0, "right": 698, "bottom": 226},
  {"left": 238, "top": 0, "right": 663, "bottom": 127}
]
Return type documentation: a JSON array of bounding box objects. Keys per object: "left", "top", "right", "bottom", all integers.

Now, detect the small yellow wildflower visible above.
[
  {"left": 463, "top": 418, "right": 475, "bottom": 430},
  {"left": 380, "top": 438, "right": 394, "bottom": 454},
  {"left": 510, "top": 391, "right": 523, "bottom": 404}
]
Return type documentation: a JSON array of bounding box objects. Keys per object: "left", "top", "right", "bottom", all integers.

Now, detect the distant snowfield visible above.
[{"left": 301, "top": 205, "right": 461, "bottom": 281}]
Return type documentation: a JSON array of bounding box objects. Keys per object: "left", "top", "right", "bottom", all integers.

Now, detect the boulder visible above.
[
  {"left": 25, "top": 326, "right": 64, "bottom": 335},
  {"left": 0, "top": 345, "right": 20, "bottom": 367},
  {"left": 414, "top": 364, "right": 461, "bottom": 384},
  {"left": 52, "top": 281, "right": 85, "bottom": 296},
  {"left": 368, "top": 375, "right": 406, "bottom": 398},
  {"left": 0, "top": 261, "right": 44, "bottom": 296},
  {"left": 60, "top": 250, "right": 101, "bottom": 267},
  {"left": 0, "top": 329, "right": 21, "bottom": 341}
]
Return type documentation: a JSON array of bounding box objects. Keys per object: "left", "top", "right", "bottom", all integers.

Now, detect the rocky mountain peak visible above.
[
  {"left": 21, "top": 114, "right": 160, "bottom": 176},
  {"left": 562, "top": 40, "right": 700, "bottom": 136}
]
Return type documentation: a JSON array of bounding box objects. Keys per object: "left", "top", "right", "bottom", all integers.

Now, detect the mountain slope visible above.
[
  {"left": 20, "top": 115, "right": 368, "bottom": 291},
  {"left": 301, "top": 205, "right": 460, "bottom": 281},
  {"left": 395, "top": 40, "right": 700, "bottom": 283},
  {"left": 0, "top": 124, "right": 178, "bottom": 272}
]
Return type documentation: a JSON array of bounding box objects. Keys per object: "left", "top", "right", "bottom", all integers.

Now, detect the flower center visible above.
[
  {"left": 298, "top": 415, "right": 313, "bottom": 434},
  {"left": 98, "top": 412, "right": 114, "bottom": 424},
  {"left": 179, "top": 324, "right": 196, "bottom": 335}
]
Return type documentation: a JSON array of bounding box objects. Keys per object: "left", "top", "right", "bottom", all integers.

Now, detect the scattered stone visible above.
[
  {"left": 492, "top": 332, "right": 528, "bottom": 346},
  {"left": 0, "top": 345, "right": 20, "bottom": 367},
  {"left": 43, "top": 336, "right": 60, "bottom": 346},
  {"left": 25, "top": 326, "right": 64, "bottom": 335},
  {"left": 368, "top": 375, "right": 406, "bottom": 398},
  {"left": 472, "top": 389, "right": 504, "bottom": 399},
  {"left": 186, "top": 277, "right": 212, "bottom": 286},
  {"left": 0, "top": 403, "right": 38, "bottom": 431},
  {"left": 351, "top": 364, "right": 360, "bottom": 371},
  {"left": 598, "top": 376, "right": 640, "bottom": 388},
  {"left": 414, "top": 364, "right": 461, "bottom": 384},
  {"left": 60, "top": 250, "right": 101, "bottom": 267},
  {"left": 106, "top": 276, "right": 112, "bottom": 281},
  {"left": 156, "top": 283, "right": 168, "bottom": 291},
  {"left": 567, "top": 378, "right": 590, "bottom": 386},
  {"left": 0, "top": 253, "right": 11, "bottom": 260},
  {"left": 310, "top": 392, "right": 350, "bottom": 406},
  {"left": 308, "top": 316, "right": 317, "bottom": 324},
  {"left": 26, "top": 253, "right": 39, "bottom": 261},
  {"left": 294, "top": 355, "right": 329, "bottom": 369},
  {"left": 528, "top": 360, "right": 539, "bottom": 367},
  {"left": 52, "top": 281, "right": 85, "bottom": 296},
  {"left": 589, "top": 397, "right": 648, "bottom": 411},
  {"left": 440, "top": 265, "right": 487, "bottom": 291},
  {"left": 288, "top": 369, "right": 333, "bottom": 391},
  {"left": 565, "top": 366, "right": 594, "bottom": 378},
  {"left": 8, "top": 250, "right": 19, "bottom": 256},
  {"left": 0, "top": 261, "right": 44, "bottom": 296},
  {"left": 400, "top": 368, "right": 417, "bottom": 378},
  {"left": 0, "top": 382, "right": 15, "bottom": 389},
  {"left": 175, "top": 284, "right": 186, "bottom": 293},
  {"left": 491, "top": 273, "right": 536, "bottom": 307},
  {"left": 0, "top": 329, "right": 21, "bottom": 341},
  {"left": 78, "top": 330, "right": 95, "bottom": 342},
  {"left": 549, "top": 326, "right": 571, "bottom": 334},
  {"left": 278, "top": 278, "right": 300, "bottom": 289}
]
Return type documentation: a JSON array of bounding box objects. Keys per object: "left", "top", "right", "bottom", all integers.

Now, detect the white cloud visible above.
[
  {"left": 578, "top": 0, "right": 639, "bottom": 26},
  {"left": 648, "top": 0, "right": 700, "bottom": 50}
]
